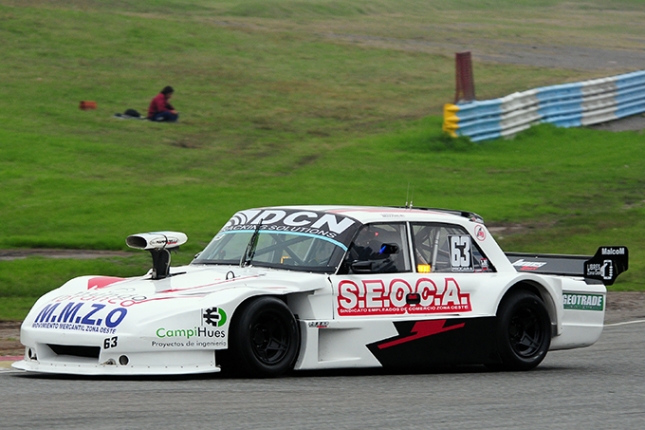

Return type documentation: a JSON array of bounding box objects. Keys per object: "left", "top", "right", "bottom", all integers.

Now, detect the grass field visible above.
[{"left": 1, "top": 0, "right": 645, "bottom": 320}]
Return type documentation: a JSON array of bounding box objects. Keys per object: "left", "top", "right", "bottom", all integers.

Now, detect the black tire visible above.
[
  {"left": 226, "top": 296, "right": 300, "bottom": 377},
  {"left": 494, "top": 291, "right": 551, "bottom": 371}
]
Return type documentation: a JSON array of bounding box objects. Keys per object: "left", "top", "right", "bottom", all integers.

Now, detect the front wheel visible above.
[
  {"left": 494, "top": 291, "right": 551, "bottom": 371},
  {"left": 226, "top": 297, "right": 300, "bottom": 377}
]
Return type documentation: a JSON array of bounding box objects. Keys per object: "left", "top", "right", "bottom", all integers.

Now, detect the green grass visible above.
[{"left": 2, "top": 0, "right": 645, "bottom": 320}]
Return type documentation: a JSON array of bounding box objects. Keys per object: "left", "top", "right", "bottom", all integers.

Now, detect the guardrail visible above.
[{"left": 443, "top": 70, "right": 645, "bottom": 142}]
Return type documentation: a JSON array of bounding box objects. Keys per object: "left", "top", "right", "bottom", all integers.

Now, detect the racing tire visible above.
[
  {"left": 226, "top": 296, "right": 300, "bottom": 377},
  {"left": 494, "top": 291, "right": 551, "bottom": 371}
]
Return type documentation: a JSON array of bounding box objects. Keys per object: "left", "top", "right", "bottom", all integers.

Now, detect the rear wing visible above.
[{"left": 506, "top": 246, "right": 628, "bottom": 286}]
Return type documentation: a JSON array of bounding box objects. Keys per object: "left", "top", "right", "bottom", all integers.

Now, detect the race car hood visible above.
[
  {"left": 22, "top": 264, "right": 327, "bottom": 341},
  {"left": 43, "top": 264, "right": 322, "bottom": 299}
]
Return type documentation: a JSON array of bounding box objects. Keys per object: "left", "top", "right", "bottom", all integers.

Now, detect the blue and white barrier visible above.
[{"left": 443, "top": 70, "right": 645, "bottom": 142}]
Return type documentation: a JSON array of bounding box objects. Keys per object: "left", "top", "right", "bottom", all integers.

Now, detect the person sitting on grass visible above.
[{"left": 148, "top": 86, "right": 178, "bottom": 122}]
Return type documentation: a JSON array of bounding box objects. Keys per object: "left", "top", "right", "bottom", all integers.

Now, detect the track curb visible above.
[
  {"left": 604, "top": 319, "right": 645, "bottom": 327},
  {"left": 0, "top": 356, "right": 22, "bottom": 370}
]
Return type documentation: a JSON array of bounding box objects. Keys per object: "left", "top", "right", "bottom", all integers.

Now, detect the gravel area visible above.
[
  {"left": 587, "top": 113, "right": 645, "bottom": 132},
  {"left": 0, "top": 249, "right": 130, "bottom": 261},
  {"left": 0, "top": 321, "right": 22, "bottom": 356}
]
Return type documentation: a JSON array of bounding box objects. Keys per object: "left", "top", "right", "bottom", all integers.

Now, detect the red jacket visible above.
[{"left": 147, "top": 93, "right": 174, "bottom": 118}]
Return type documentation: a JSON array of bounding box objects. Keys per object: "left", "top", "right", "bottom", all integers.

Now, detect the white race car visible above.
[{"left": 14, "top": 206, "right": 628, "bottom": 376}]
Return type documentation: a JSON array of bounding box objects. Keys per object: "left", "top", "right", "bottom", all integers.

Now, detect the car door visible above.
[
  {"left": 406, "top": 222, "right": 495, "bottom": 317},
  {"left": 331, "top": 221, "right": 494, "bottom": 320}
]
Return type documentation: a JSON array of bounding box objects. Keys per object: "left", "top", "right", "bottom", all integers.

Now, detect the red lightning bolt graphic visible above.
[{"left": 377, "top": 320, "right": 465, "bottom": 349}]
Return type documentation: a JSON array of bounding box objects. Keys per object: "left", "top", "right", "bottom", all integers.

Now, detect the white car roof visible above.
[{"left": 268, "top": 205, "right": 483, "bottom": 226}]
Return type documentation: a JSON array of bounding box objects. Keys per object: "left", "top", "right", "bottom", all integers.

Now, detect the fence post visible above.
[{"left": 455, "top": 52, "right": 475, "bottom": 103}]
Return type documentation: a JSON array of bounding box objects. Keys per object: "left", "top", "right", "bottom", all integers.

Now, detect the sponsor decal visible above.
[
  {"left": 156, "top": 327, "right": 226, "bottom": 339},
  {"left": 154, "top": 326, "right": 226, "bottom": 348},
  {"left": 151, "top": 341, "right": 189, "bottom": 348},
  {"left": 563, "top": 293, "right": 604, "bottom": 311},
  {"left": 584, "top": 247, "right": 627, "bottom": 285},
  {"left": 153, "top": 307, "right": 230, "bottom": 349},
  {"left": 151, "top": 339, "right": 226, "bottom": 349},
  {"left": 586, "top": 260, "right": 613, "bottom": 281},
  {"left": 308, "top": 321, "right": 330, "bottom": 328},
  {"left": 150, "top": 236, "right": 180, "bottom": 247},
  {"left": 480, "top": 258, "right": 490, "bottom": 271},
  {"left": 32, "top": 302, "right": 127, "bottom": 334},
  {"left": 202, "top": 307, "right": 227, "bottom": 327},
  {"left": 51, "top": 290, "right": 148, "bottom": 308},
  {"left": 337, "top": 277, "right": 471, "bottom": 316},
  {"left": 222, "top": 209, "right": 359, "bottom": 242},
  {"left": 450, "top": 235, "right": 473, "bottom": 272},
  {"left": 601, "top": 247, "right": 626, "bottom": 256},
  {"left": 474, "top": 225, "right": 486, "bottom": 241},
  {"left": 377, "top": 319, "right": 465, "bottom": 349},
  {"left": 512, "top": 259, "right": 547, "bottom": 271}
]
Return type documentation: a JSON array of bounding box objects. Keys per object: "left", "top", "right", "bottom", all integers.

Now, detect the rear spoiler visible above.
[{"left": 506, "top": 246, "right": 628, "bottom": 286}]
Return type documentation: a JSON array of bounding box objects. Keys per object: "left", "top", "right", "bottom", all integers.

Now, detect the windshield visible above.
[
  {"left": 193, "top": 208, "right": 361, "bottom": 273},
  {"left": 192, "top": 230, "right": 348, "bottom": 273}
]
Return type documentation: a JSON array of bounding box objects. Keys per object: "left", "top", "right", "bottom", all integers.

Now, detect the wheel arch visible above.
[
  {"left": 207, "top": 285, "right": 318, "bottom": 350},
  {"left": 227, "top": 292, "right": 292, "bottom": 329},
  {"left": 233, "top": 291, "right": 307, "bottom": 338},
  {"left": 497, "top": 280, "right": 558, "bottom": 337},
  {"left": 221, "top": 294, "right": 301, "bottom": 377}
]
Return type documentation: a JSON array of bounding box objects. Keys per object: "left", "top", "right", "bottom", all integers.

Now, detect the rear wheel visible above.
[
  {"left": 226, "top": 297, "right": 300, "bottom": 377},
  {"left": 494, "top": 291, "right": 551, "bottom": 371}
]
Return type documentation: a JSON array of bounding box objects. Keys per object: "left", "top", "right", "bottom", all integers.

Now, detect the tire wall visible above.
[{"left": 443, "top": 70, "right": 645, "bottom": 142}]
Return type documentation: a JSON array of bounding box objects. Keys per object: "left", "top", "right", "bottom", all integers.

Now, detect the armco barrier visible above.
[{"left": 443, "top": 70, "right": 645, "bottom": 142}]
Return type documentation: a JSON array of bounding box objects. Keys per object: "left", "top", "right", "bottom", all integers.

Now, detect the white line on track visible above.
[
  {"left": 0, "top": 369, "right": 23, "bottom": 374},
  {"left": 605, "top": 319, "right": 645, "bottom": 327}
]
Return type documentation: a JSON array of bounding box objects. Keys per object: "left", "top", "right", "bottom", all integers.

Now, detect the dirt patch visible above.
[
  {"left": 0, "top": 321, "right": 23, "bottom": 356},
  {"left": 1, "top": 293, "right": 642, "bottom": 356},
  {"left": 604, "top": 291, "right": 645, "bottom": 324},
  {"left": 320, "top": 34, "right": 645, "bottom": 133},
  {"left": 587, "top": 113, "right": 645, "bottom": 133},
  {"left": 0, "top": 249, "right": 131, "bottom": 261},
  {"left": 476, "top": 42, "right": 645, "bottom": 73},
  {"left": 321, "top": 33, "right": 645, "bottom": 73},
  {"left": 488, "top": 223, "right": 533, "bottom": 236}
]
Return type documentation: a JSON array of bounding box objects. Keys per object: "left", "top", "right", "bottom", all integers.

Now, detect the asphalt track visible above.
[{"left": 1, "top": 322, "right": 643, "bottom": 430}]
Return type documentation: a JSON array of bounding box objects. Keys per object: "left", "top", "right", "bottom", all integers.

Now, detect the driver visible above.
[{"left": 347, "top": 226, "right": 399, "bottom": 273}]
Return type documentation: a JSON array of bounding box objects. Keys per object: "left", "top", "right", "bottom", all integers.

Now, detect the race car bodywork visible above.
[{"left": 14, "top": 206, "right": 628, "bottom": 376}]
